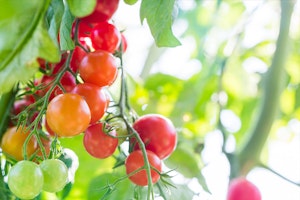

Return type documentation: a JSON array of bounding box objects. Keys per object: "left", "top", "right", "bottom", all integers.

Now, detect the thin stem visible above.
[
  {"left": 22, "top": 49, "right": 74, "bottom": 160},
  {"left": 258, "top": 163, "right": 300, "bottom": 187}
]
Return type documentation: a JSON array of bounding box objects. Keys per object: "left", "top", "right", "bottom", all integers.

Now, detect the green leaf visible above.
[
  {"left": 140, "top": 0, "right": 181, "bottom": 47},
  {"left": 47, "top": 0, "right": 65, "bottom": 47},
  {"left": 66, "top": 0, "right": 96, "bottom": 18},
  {"left": 60, "top": 3, "right": 75, "bottom": 51},
  {"left": 0, "top": 0, "right": 60, "bottom": 94}
]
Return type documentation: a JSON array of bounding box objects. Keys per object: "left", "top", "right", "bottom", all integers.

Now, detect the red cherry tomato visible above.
[
  {"left": 79, "top": 50, "right": 118, "bottom": 87},
  {"left": 46, "top": 93, "right": 91, "bottom": 137},
  {"left": 80, "top": 0, "right": 120, "bottom": 23},
  {"left": 227, "top": 178, "right": 261, "bottom": 200},
  {"left": 125, "top": 150, "right": 162, "bottom": 186},
  {"left": 70, "top": 46, "right": 87, "bottom": 73},
  {"left": 71, "top": 21, "right": 94, "bottom": 49},
  {"left": 131, "top": 114, "right": 177, "bottom": 160},
  {"left": 71, "top": 83, "right": 108, "bottom": 124},
  {"left": 91, "top": 22, "right": 121, "bottom": 53},
  {"left": 83, "top": 123, "right": 118, "bottom": 159},
  {"left": 1, "top": 126, "right": 37, "bottom": 161}
]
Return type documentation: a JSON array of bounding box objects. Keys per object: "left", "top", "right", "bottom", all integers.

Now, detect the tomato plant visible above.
[
  {"left": 83, "top": 123, "right": 118, "bottom": 159},
  {"left": 79, "top": 50, "right": 118, "bottom": 87},
  {"left": 70, "top": 46, "right": 87, "bottom": 73},
  {"left": 7, "top": 160, "right": 43, "bottom": 199},
  {"left": 40, "top": 159, "right": 69, "bottom": 193},
  {"left": 46, "top": 93, "right": 91, "bottom": 137},
  {"left": 131, "top": 114, "right": 177, "bottom": 159},
  {"left": 90, "top": 21, "right": 121, "bottom": 53},
  {"left": 80, "top": 0, "right": 120, "bottom": 23},
  {"left": 71, "top": 83, "right": 108, "bottom": 124},
  {"left": 1, "top": 126, "right": 37, "bottom": 161},
  {"left": 227, "top": 177, "right": 262, "bottom": 200},
  {"left": 125, "top": 150, "right": 162, "bottom": 186}
]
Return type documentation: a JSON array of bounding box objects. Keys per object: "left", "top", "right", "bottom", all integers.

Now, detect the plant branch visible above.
[{"left": 238, "top": 0, "right": 295, "bottom": 175}]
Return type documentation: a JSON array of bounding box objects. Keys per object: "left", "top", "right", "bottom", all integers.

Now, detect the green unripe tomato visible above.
[
  {"left": 40, "top": 159, "right": 68, "bottom": 193},
  {"left": 124, "top": 0, "right": 138, "bottom": 5},
  {"left": 8, "top": 160, "right": 44, "bottom": 199}
]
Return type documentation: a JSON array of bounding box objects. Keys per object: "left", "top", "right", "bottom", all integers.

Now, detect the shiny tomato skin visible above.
[
  {"left": 91, "top": 22, "right": 121, "bottom": 53},
  {"left": 79, "top": 50, "right": 118, "bottom": 87},
  {"left": 1, "top": 126, "right": 37, "bottom": 161},
  {"left": 80, "top": 0, "right": 120, "bottom": 23},
  {"left": 132, "top": 114, "right": 177, "bottom": 160},
  {"left": 83, "top": 123, "right": 118, "bottom": 159},
  {"left": 227, "top": 178, "right": 261, "bottom": 200},
  {"left": 46, "top": 93, "right": 91, "bottom": 137},
  {"left": 71, "top": 83, "right": 108, "bottom": 124},
  {"left": 125, "top": 150, "right": 162, "bottom": 186},
  {"left": 8, "top": 160, "right": 43, "bottom": 199},
  {"left": 40, "top": 159, "right": 68, "bottom": 193},
  {"left": 120, "top": 33, "right": 128, "bottom": 53}
]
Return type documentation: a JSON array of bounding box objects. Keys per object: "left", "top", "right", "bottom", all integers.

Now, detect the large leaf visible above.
[
  {"left": 66, "top": 0, "right": 96, "bottom": 17},
  {"left": 140, "top": 0, "right": 181, "bottom": 47},
  {"left": 0, "top": 0, "right": 60, "bottom": 94}
]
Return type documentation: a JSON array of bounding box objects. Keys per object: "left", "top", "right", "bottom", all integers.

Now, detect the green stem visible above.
[
  {"left": 0, "top": 89, "right": 16, "bottom": 139},
  {"left": 238, "top": 0, "right": 295, "bottom": 176}
]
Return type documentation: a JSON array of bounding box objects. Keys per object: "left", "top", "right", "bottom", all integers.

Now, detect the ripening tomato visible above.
[
  {"left": 72, "top": 83, "right": 108, "bottom": 124},
  {"left": 131, "top": 114, "right": 177, "bottom": 160},
  {"left": 83, "top": 123, "right": 118, "bottom": 159},
  {"left": 46, "top": 93, "right": 91, "bottom": 137},
  {"left": 227, "top": 177, "right": 261, "bottom": 200},
  {"left": 1, "top": 126, "right": 37, "bottom": 161},
  {"left": 79, "top": 50, "right": 118, "bottom": 87},
  {"left": 80, "top": 0, "right": 120, "bottom": 23},
  {"left": 125, "top": 150, "right": 162, "bottom": 186},
  {"left": 40, "top": 159, "right": 68, "bottom": 193},
  {"left": 91, "top": 22, "right": 121, "bottom": 53},
  {"left": 71, "top": 21, "right": 94, "bottom": 49},
  {"left": 8, "top": 160, "right": 43, "bottom": 199}
]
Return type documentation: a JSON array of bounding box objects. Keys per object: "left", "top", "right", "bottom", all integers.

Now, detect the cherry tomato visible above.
[
  {"left": 8, "top": 160, "right": 43, "bottom": 199},
  {"left": 70, "top": 46, "right": 87, "bottom": 73},
  {"left": 131, "top": 114, "right": 177, "bottom": 159},
  {"left": 40, "top": 159, "right": 69, "bottom": 193},
  {"left": 71, "top": 83, "right": 108, "bottom": 124},
  {"left": 83, "top": 123, "right": 118, "bottom": 159},
  {"left": 79, "top": 50, "right": 118, "bottom": 87},
  {"left": 46, "top": 93, "right": 91, "bottom": 137},
  {"left": 1, "top": 126, "right": 37, "bottom": 161},
  {"left": 71, "top": 21, "right": 94, "bottom": 49},
  {"left": 227, "top": 177, "right": 261, "bottom": 200},
  {"left": 125, "top": 150, "right": 162, "bottom": 186},
  {"left": 91, "top": 22, "right": 121, "bottom": 53},
  {"left": 80, "top": 0, "right": 120, "bottom": 23}
]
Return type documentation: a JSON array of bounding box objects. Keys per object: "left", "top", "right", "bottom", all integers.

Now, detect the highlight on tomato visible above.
[
  {"left": 125, "top": 150, "right": 162, "bottom": 186},
  {"left": 46, "top": 93, "right": 91, "bottom": 137},
  {"left": 83, "top": 122, "right": 118, "bottom": 159},
  {"left": 8, "top": 160, "right": 44, "bottom": 199},
  {"left": 131, "top": 114, "right": 177, "bottom": 159},
  {"left": 79, "top": 50, "right": 118, "bottom": 87}
]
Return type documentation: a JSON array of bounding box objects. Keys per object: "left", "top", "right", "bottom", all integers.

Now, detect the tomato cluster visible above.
[
  {"left": 1, "top": 0, "right": 178, "bottom": 198},
  {"left": 125, "top": 114, "right": 177, "bottom": 186},
  {"left": 7, "top": 159, "right": 68, "bottom": 199}
]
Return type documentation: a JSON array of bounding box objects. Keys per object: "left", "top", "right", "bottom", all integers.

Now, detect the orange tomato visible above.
[{"left": 1, "top": 126, "right": 37, "bottom": 161}]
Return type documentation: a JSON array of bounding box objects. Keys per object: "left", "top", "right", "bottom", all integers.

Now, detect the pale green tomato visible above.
[
  {"left": 8, "top": 160, "right": 43, "bottom": 199},
  {"left": 40, "top": 159, "right": 68, "bottom": 193}
]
